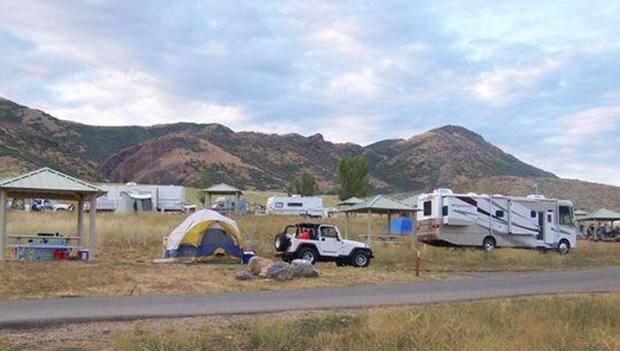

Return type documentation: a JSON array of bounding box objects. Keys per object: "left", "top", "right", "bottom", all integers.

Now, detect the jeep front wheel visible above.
[
  {"left": 298, "top": 247, "right": 318, "bottom": 265},
  {"left": 351, "top": 251, "right": 370, "bottom": 268}
]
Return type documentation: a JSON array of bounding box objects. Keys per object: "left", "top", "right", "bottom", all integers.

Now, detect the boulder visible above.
[
  {"left": 248, "top": 256, "right": 274, "bottom": 276},
  {"left": 259, "top": 261, "right": 294, "bottom": 281},
  {"left": 290, "top": 259, "right": 320, "bottom": 278},
  {"left": 234, "top": 271, "right": 253, "bottom": 281}
]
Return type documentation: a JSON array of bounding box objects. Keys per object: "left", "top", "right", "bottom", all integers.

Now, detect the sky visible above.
[{"left": 0, "top": 0, "right": 619, "bottom": 185}]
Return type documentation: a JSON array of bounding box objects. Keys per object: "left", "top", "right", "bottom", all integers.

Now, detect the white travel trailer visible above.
[
  {"left": 416, "top": 189, "right": 577, "bottom": 254},
  {"left": 266, "top": 195, "right": 327, "bottom": 217},
  {"left": 95, "top": 183, "right": 186, "bottom": 212}
]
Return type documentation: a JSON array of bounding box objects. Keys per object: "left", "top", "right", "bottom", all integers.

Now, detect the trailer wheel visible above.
[
  {"left": 482, "top": 236, "right": 496, "bottom": 252},
  {"left": 557, "top": 239, "right": 570, "bottom": 255}
]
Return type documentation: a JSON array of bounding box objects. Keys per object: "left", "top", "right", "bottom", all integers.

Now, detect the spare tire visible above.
[{"left": 274, "top": 232, "right": 291, "bottom": 252}]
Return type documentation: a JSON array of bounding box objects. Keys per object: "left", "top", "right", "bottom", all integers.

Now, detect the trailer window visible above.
[
  {"left": 547, "top": 214, "right": 552, "bottom": 223},
  {"left": 275, "top": 202, "right": 283, "bottom": 208},
  {"left": 530, "top": 211, "right": 536, "bottom": 218},
  {"left": 423, "top": 201, "right": 432, "bottom": 216},
  {"left": 287, "top": 202, "right": 303, "bottom": 207},
  {"left": 559, "top": 206, "right": 573, "bottom": 226},
  {"left": 442, "top": 206, "right": 448, "bottom": 216},
  {"left": 495, "top": 210, "right": 504, "bottom": 218}
]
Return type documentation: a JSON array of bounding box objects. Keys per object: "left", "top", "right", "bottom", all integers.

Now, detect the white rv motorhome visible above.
[
  {"left": 95, "top": 183, "right": 186, "bottom": 212},
  {"left": 266, "top": 195, "right": 326, "bottom": 217},
  {"left": 416, "top": 188, "right": 577, "bottom": 254}
]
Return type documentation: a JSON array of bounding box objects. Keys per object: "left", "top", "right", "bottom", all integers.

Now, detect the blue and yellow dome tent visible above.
[{"left": 165, "top": 210, "right": 244, "bottom": 263}]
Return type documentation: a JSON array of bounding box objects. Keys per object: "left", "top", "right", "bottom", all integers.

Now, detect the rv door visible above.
[{"left": 544, "top": 210, "right": 555, "bottom": 244}]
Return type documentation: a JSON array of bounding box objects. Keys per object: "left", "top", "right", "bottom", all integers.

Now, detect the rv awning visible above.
[
  {"left": 125, "top": 192, "right": 152, "bottom": 200},
  {"left": 577, "top": 208, "right": 620, "bottom": 222}
]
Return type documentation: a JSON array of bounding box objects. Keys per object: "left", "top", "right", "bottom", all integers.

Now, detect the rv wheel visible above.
[
  {"left": 482, "top": 237, "right": 496, "bottom": 252},
  {"left": 557, "top": 240, "right": 570, "bottom": 255}
]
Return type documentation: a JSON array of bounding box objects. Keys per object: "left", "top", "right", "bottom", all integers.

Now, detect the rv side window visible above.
[
  {"left": 559, "top": 206, "right": 573, "bottom": 226},
  {"left": 442, "top": 206, "right": 448, "bottom": 216},
  {"left": 287, "top": 202, "right": 303, "bottom": 207},
  {"left": 423, "top": 201, "right": 432, "bottom": 216},
  {"left": 495, "top": 210, "right": 504, "bottom": 218},
  {"left": 547, "top": 214, "right": 552, "bottom": 223},
  {"left": 530, "top": 211, "right": 536, "bottom": 218},
  {"left": 275, "top": 202, "right": 284, "bottom": 208}
]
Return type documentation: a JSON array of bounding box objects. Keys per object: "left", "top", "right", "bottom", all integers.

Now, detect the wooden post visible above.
[
  {"left": 387, "top": 212, "right": 392, "bottom": 234},
  {"left": 345, "top": 212, "right": 350, "bottom": 239},
  {"left": 235, "top": 192, "right": 241, "bottom": 216},
  {"left": 409, "top": 210, "right": 420, "bottom": 277},
  {"left": 0, "top": 191, "right": 7, "bottom": 261},
  {"left": 77, "top": 198, "right": 84, "bottom": 245},
  {"left": 88, "top": 195, "right": 97, "bottom": 261},
  {"left": 205, "top": 193, "right": 211, "bottom": 210},
  {"left": 367, "top": 209, "right": 372, "bottom": 246}
]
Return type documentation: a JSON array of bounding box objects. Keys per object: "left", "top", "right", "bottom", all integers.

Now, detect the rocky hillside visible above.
[{"left": 1, "top": 97, "right": 618, "bottom": 210}]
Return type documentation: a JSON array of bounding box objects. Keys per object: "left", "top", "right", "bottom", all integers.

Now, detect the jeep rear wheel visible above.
[
  {"left": 298, "top": 247, "right": 318, "bottom": 265},
  {"left": 274, "top": 233, "right": 290, "bottom": 252},
  {"left": 351, "top": 251, "right": 370, "bottom": 268}
]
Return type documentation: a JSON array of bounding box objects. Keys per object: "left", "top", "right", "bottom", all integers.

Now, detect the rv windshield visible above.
[{"left": 559, "top": 206, "right": 573, "bottom": 226}]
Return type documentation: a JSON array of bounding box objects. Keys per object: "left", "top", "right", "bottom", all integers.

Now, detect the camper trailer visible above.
[
  {"left": 416, "top": 189, "right": 577, "bottom": 254},
  {"left": 265, "top": 195, "right": 327, "bottom": 217},
  {"left": 95, "top": 183, "right": 186, "bottom": 212}
]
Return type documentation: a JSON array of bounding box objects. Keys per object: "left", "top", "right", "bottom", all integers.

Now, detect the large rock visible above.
[
  {"left": 234, "top": 271, "right": 253, "bottom": 281},
  {"left": 248, "top": 256, "right": 274, "bottom": 276},
  {"left": 290, "top": 259, "right": 320, "bottom": 278},
  {"left": 259, "top": 261, "right": 294, "bottom": 281}
]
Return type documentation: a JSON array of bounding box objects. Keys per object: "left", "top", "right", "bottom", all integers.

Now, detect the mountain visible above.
[{"left": 1, "top": 97, "right": 618, "bottom": 210}]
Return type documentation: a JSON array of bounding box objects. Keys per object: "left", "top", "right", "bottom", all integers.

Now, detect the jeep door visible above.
[{"left": 318, "top": 226, "right": 342, "bottom": 255}]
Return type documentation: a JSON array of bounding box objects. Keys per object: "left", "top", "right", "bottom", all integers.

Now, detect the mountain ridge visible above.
[{"left": 1, "top": 97, "right": 618, "bottom": 210}]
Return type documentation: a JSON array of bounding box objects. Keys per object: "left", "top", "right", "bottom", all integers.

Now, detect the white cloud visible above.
[
  {"left": 470, "top": 59, "right": 560, "bottom": 106},
  {"left": 38, "top": 69, "right": 246, "bottom": 127},
  {"left": 324, "top": 68, "right": 381, "bottom": 100},
  {"left": 545, "top": 106, "right": 620, "bottom": 145}
]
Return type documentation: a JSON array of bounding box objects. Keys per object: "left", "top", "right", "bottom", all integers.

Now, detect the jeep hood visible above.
[{"left": 342, "top": 239, "right": 369, "bottom": 248}]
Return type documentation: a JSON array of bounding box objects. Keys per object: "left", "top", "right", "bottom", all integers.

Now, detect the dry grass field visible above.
[
  {"left": 1, "top": 293, "right": 618, "bottom": 350},
  {"left": 1, "top": 211, "right": 619, "bottom": 300}
]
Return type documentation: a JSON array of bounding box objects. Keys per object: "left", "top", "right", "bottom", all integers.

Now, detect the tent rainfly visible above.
[
  {"left": 0, "top": 168, "right": 106, "bottom": 261},
  {"left": 165, "top": 209, "right": 244, "bottom": 262},
  {"left": 203, "top": 183, "right": 243, "bottom": 216},
  {"left": 340, "top": 195, "right": 416, "bottom": 246}
]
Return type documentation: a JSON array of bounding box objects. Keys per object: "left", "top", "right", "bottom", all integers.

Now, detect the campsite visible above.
[{"left": 2, "top": 1, "right": 620, "bottom": 350}]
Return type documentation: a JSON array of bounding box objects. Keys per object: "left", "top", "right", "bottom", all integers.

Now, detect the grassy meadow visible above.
[
  {"left": 1, "top": 293, "right": 618, "bottom": 350},
  {"left": 0, "top": 211, "right": 619, "bottom": 300}
]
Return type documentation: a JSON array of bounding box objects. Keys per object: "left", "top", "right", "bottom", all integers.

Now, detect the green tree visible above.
[
  {"left": 337, "top": 155, "right": 371, "bottom": 200},
  {"left": 287, "top": 171, "right": 319, "bottom": 196},
  {"left": 199, "top": 168, "right": 212, "bottom": 189},
  {"left": 199, "top": 168, "right": 212, "bottom": 205}
]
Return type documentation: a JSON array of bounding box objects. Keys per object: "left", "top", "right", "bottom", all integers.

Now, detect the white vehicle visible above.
[
  {"left": 274, "top": 223, "right": 374, "bottom": 267},
  {"left": 417, "top": 188, "right": 577, "bottom": 254},
  {"left": 265, "top": 195, "right": 326, "bottom": 217},
  {"left": 95, "top": 183, "right": 186, "bottom": 212}
]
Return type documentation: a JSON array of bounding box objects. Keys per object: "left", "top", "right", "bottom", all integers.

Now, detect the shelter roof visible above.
[
  {"left": 341, "top": 195, "right": 415, "bottom": 213},
  {"left": 578, "top": 208, "right": 620, "bottom": 221},
  {"left": 203, "top": 183, "right": 242, "bottom": 194},
  {"left": 0, "top": 168, "right": 105, "bottom": 200}
]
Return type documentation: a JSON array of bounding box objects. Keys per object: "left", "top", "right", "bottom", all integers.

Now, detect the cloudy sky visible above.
[{"left": 0, "top": 1, "right": 619, "bottom": 185}]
